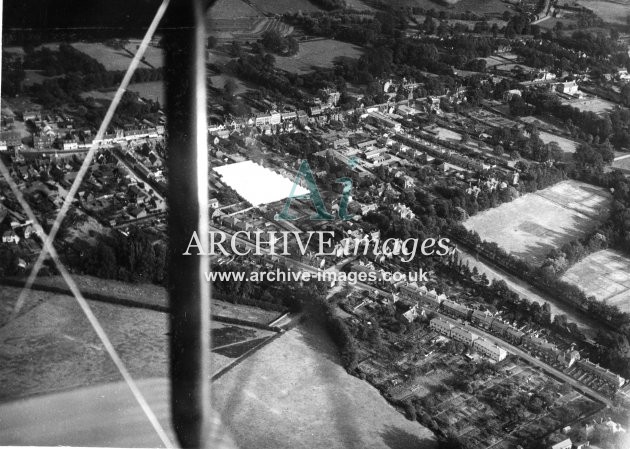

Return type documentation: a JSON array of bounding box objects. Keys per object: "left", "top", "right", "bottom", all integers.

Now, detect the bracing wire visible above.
[
  {"left": 12, "top": 0, "right": 171, "bottom": 319},
  {"left": 1, "top": 0, "right": 177, "bottom": 446},
  {"left": 0, "top": 159, "right": 175, "bottom": 448}
]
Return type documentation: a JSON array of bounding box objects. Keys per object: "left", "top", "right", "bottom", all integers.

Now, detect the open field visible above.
[
  {"left": 210, "top": 0, "right": 260, "bottom": 19},
  {"left": 212, "top": 299, "right": 283, "bottom": 325},
  {"left": 251, "top": 0, "right": 322, "bottom": 14},
  {"left": 0, "top": 287, "right": 168, "bottom": 401},
  {"left": 23, "top": 70, "right": 61, "bottom": 87},
  {"left": 562, "top": 250, "right": 630, "bottom": 313},
  {"left": 211, "top": 320, "right": 437, "bottom": 449},
  {"left": 345, "top": 0, "right": 376, "bottom": 10},
  {"left": 435, "top": 126, "right": 462, "bottom": 142},
  {"left": 214, "top": 160, "right": 309, "bottom": 206},
  {"left": 463, "top": 180, "right": 611, "bottom": 265},
  {"left": 0, "top": 284, "right": 276, "bottom": 402},
  {"left": 576, "top": 0, "right": 630, "bottom": 24},
  {"left": 484, "top": 53, "right": 519, "bottom": 68},
  {"left": 13, "top": 274, "right": 282, "bottom": 325},
  {"left": 275, "top": 39, "right": 364, "bottom": 74},
  {"left": 612, "top": 155, "right": 630, "bottom": 173},
  {"left": 391, "top": 0, "right": 513, "bottom": 14},
  {"left": 520, "top": 115, "right": 567, "bottom": 134},
  {"left": 209, "top": 74, "right": 249, "bottom": 95},
  {"left": 80, "top": 89, "right": 116, "bottom": 102},
  {"left": 128, "top": 81, "right": 165, "bottom": 104},
  {"left": 71, "top": 42, "right": 134, "bottom": 71},
  {"left": 538, "top": 131, "right": 578, "bottom": 153},
  {"left": 125, "top": 40, "right": 164, "bottom": 68},
  {"left": 562, "top": 95, "right": 617, "bottom": 115}
]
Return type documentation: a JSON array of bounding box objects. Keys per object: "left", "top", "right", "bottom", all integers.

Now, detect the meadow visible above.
[
  {"left": 463, "top": 180, "right": 611, "bottom": 265},
  {"left": 275, "top": 39, "right": 364, "bottom": 74}
]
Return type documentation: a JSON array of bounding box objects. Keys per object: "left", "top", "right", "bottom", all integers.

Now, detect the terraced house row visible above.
[{"left": 401, "top": 281, "right": 627, "bottom": 391}]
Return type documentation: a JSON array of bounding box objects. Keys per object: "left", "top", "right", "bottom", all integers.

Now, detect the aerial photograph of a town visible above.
[{"left": 1, "top": 0, "right": 630, "bottom": 448}]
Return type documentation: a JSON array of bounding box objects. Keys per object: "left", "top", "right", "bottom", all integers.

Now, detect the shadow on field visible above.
[
  {"left": 380, "top": 425, "right": 435, "bottom": 449},
  {"left": 297, "top": 316, "right": 364, "bottom": 449}
]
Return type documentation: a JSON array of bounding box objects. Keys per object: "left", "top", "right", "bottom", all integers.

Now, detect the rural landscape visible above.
[{"left": 2, "top": 0, "right": 630, "bottom": 448}]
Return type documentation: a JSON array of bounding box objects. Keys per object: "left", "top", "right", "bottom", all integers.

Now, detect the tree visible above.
[
  {"left": 224, "top": 79, "right": 238, "bottom": 98},
  {"left": 621, "top": 83, "right": 630, "bottom": 107}
]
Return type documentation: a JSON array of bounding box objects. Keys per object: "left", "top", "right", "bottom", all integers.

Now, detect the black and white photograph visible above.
[{"left": 1, "top": 0, "right": 630, "bottom": 448}]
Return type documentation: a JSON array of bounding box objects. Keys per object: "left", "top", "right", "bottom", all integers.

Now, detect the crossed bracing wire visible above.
[{"left": 0, "top": 0, "right": 175, "bottom": 446}]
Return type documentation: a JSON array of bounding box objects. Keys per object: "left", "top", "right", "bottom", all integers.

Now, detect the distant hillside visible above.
[{"left": 4, "top": 0, "right": 163, "bottom": 30}]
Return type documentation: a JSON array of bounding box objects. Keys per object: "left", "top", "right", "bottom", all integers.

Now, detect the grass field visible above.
[
  {"left": 17, "top": 274, "right": 282, "bottom": 325},
  {"left": 210, "top": 0, "right": 260, "bottom": 19},
  {"left": 275, "top": 39, "right": 364, "bottom": 74},
  {"left": 211, "top": 320, "right": 437, "bottom": 449},
  {"left": 561, "top": 250, "right": 630, "bottom": 313},
  {"left": 345, "top": 0, "right": 376, "bottom": 10},
  {"left": 520, "top": 115, "right": 567, "bottom": 134},
  {"left": 612, "top": 155, "right": 630, "bottom": 173},
  {"left": 463, "top": 180, "right": 611, "bottom": 265},
  {"left": 538, "top": 131, "right": 578, "bottom": 153},
  {"left": 23, "top": 70, "right": 61, "bottom": 87},
  {"left": 0, "top": 287, "right": 169, "bottom": 401},
  {"left": 562, "top": 95, "right": 617, "bottom": 115},
  {"left": 250, "top": 0, "right": 322, "bottom": 14},
  {"left": 392, "top": 0, "right": 513, "bottom": 14},
  {"left": 209, "top": 74, "right": 249, "bottom": 95},
  {"left": 0, "top": 284, "right": 276, "bottom": 402},
  {"left": 125, "top": 40, "right": 164, "bottom": 68},
  {"left": 576, "top": 0, "right": 630, "bottom": 24},
  {"left": 128, "top": 81, "right": 165, "bottom": 104},
  {"left": 435, "top": 127, "right": 463, "bottom": 142},
  {"left": 71, "top": 42, "right": 135, "bottom": 71}
]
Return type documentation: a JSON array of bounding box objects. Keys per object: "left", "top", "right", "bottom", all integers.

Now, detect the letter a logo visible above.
[{"left": 276, "top": 160, "right": 334, "bottom": 221}]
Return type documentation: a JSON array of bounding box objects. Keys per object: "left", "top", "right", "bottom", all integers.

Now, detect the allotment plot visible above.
[
  {"left": 213, "top": 160, "right": 308, "bottom": 207},
  {"left": 463, "top": 180, "right": 611, "bottom": 265}
]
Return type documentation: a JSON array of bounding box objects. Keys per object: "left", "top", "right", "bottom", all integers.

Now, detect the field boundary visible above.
[
  {"left": 211, "top": 331, "right": 285, "bottom": 381},
  {"left": 1, "top": 278, "right": 284, "bottom": 332}
]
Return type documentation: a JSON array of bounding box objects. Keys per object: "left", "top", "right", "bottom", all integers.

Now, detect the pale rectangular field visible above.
[
  {"left": 124, "top": 41, "right": 164, "bottom": 68},
  {"left": 435, "top": 127, "right": 462, "bottom": 142},
  {"left": 391, "top": 0, "right": 512, "bottom": 14},
  {"left": 463, "top": 180, "right": 611, "bottom": 265},
  {"left": 211, "top": 321, "right": 437, "bottom": 449},
  {"left": 538, "top": 131, "right": 578, "bottom": 153},
  {"left": 128, "top": 81, "right": 165, "bottom": 104},
  {"left": 561, "top": 250, "right": 630, "bottom": 312},
  {"left": 214, "top": 160, "right": 308, "bottom": 206},
  {"left": 250, "top": 0, "right": 322, "bottom": 14},
  {"left": 71, "top": 42, "right": 135, "bottom": 71},
  {"left": 576, "top": 0, "right": 630, "bottom": 24},
  {"left": 0, "top": 285, "right": 274, "bottom": 401},
  {"left": 275, "top": 39, "right": 364, "bottom": 74},
  {"left": 562, "top": 96, "right": 616, "bottom": 115}
]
